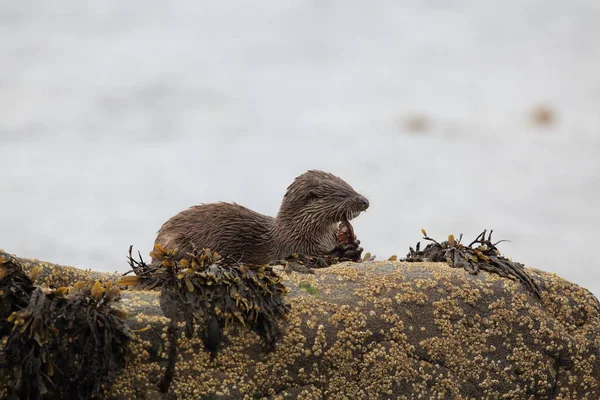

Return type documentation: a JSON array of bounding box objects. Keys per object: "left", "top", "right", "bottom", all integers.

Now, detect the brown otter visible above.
[{"left": 153, "top": 170, "right": 369, "bottom": 265}]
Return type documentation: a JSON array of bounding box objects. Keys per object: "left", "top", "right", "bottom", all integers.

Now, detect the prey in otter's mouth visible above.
[
  {"left": 331, "top": 191, "right": 369, "bottom": 260},
  {"left": 331, "top": 216, "right": 364, "bottom": 262}
]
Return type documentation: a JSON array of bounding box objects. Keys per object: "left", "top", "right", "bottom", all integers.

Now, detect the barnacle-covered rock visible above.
[
  {"left": 0, "top": 249, "right": 119, "bottom": 288},
  {"left": 2, "top": 251, "right": 600, "bottom": 399},
  {"left": 117, "top": 245, "right": 290, "bottom": 392},
  {"left": 108, "top": 259, "right": 600, "bottom": 399}
]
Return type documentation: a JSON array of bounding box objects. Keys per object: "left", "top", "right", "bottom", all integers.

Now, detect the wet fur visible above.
[{"left": 154, "top": 170, "right": 368, "bottom": 265}]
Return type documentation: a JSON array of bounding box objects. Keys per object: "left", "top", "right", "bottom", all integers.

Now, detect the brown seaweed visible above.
[
  {"left": 119, "top": 244, "right": 290, "bottom": 393},
  {"left": 404, "top": 229, "right": 541, "bottom": 299},
  {"left": 0, "top": 254, "right": 35, "bottom": 336},
  {"left": 1, "top": 254, "right": 131, "bottom": 399}
]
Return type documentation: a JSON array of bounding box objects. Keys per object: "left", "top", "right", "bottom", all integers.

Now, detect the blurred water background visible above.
[{"left": 1, "top": 1, "right": 599, "bottom": 297}]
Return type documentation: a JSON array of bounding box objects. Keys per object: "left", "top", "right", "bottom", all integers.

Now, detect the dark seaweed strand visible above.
[
  {"left": 404, "top": 230, "right": 542, "bottom": 299},
  {"left": 0, "top": 253, "right": 35, "bottom": 336},
  {"left": 57, "top": 281, "right": 131, "bottom": 398},
  {"left": 5, "top": 288, "right": 58, "bottom": 399},
  {"left": 119, "top": 245, "right": 290, "bottom": 394},
  {"left": 157, "top": 319, "right": 179, "bottom": 393},
  {"left": 1, "top": 256, "right": 131, "bottom": 400}
]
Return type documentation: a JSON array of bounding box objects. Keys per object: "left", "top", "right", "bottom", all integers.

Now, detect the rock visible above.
[
  {"left": 3, "top": 249, "right": 120, "bottom": 287},
  {"left": 530, "top": 104, "right": 557, "bottom": 127},
  {"left": 402, "top": 114, "right": 430, "bottom": 133},
  {"left": 2, "top": 252, "right": 600, "bottom": 399}
]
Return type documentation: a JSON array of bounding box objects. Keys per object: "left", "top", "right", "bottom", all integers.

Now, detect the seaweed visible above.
[
  {"left": 0, "top": 254, "right": 35, "bottom": 336},
  {"left": 405, "top": 229, "right": 541, "bottom": 299},
  {"left": 119, "top": 244, "right": 290, "bottom": 393},
  {"left": 1, "top": 255, "right": 131, "bottom": 399},
  {"left": 54, "top": 280, "right": 130, "bottom": 397}
]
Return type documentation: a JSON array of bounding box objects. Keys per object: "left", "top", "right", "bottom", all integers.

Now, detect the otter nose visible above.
[{"left": 357, "top": 195, "right": 370, "bottom": 210}]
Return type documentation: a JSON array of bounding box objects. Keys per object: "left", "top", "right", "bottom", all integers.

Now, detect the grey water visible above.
[{"left": 1, "top": 0, "right": 599, "bottom": 297}]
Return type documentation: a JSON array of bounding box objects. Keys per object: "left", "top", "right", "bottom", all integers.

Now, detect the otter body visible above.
[
  {"left": 154, "top": 170, "right": 369, "bottom": 265},
  {"left": 156, "top": 203, "right": 275, "bottom": 265}
]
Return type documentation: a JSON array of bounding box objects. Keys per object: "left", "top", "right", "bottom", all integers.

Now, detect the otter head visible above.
[{"left": 272, "top": 170, "right": 369, "bottom": 258}]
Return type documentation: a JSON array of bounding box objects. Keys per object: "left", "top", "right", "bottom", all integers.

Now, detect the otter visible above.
[{"left": 153, "top": 170, "right": 369, "bottom": 265}]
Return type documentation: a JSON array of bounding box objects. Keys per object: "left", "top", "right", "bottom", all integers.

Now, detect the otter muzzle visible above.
[{"left": 356, "top": 195, "right": 370, "bottom": 211}]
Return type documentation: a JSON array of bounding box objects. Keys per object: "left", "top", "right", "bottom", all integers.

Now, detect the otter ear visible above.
[{"left": 304, "top": 190, "right": 319, "bottom": 202}]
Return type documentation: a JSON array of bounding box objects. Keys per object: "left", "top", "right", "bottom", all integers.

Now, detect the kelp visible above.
[
  {"left": 405, "top": 229, "right": 541, "bottom": 299},
  {"left": 0, "top": 254, "right": 131, "bottom": 399},
  {"left": 119, "top": 244, "right": 290, "bottom": 393}
]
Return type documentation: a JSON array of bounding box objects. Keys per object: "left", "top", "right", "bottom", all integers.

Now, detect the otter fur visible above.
[{"left": 153, "top": 170, "right": 369, "bottom": 265}]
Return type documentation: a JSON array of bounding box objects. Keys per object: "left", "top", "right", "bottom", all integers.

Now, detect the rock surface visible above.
[{"left": 4, "top": 253, "right": 600, "bottom": 399}]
